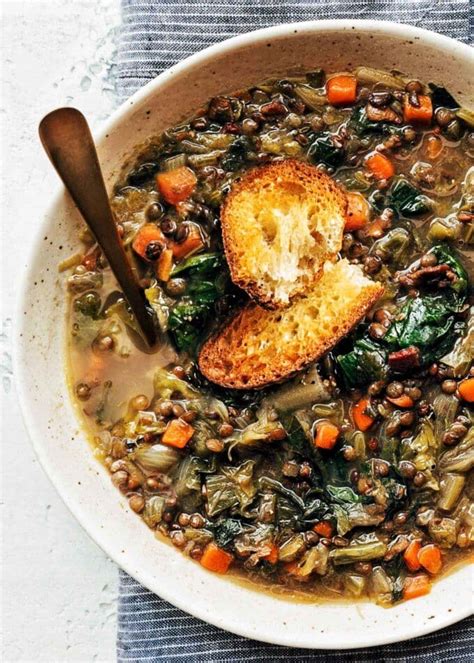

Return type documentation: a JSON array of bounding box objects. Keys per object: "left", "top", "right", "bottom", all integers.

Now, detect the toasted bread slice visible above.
[
  {"left": 221, "top": 159, "right": 347, "bottom": 309},
  {"left": 198, "top": 260, "right": 384, "bottom": 389}
]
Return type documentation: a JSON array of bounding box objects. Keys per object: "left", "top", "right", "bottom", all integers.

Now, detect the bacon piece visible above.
[{"left": 388, "top": 346, "right": 421, "bottom": 373}]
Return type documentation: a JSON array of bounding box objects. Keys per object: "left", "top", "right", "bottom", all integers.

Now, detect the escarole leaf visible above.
[
  {"left": 387, "top": 177, "right": 431, "bottom": 217},
  {"left": 383, "top": 293, "right": 466, "bottom": 363},
  {"left": 174, "top": 455, "right": 216, "bottom": 511},
  {"left": 442, "top": 306, "right": 474, "bottom": 376},
  {"left": 400, "top": 420, "right": 440, "bottom": 490},
  {"left": 221, "top": 136, "right": 253, "bottom": 172},
  {"left": 154, "top": 367, "right": 198, "bottom": 400},
  {"left": 337, "top": 335, "right": 389, "bottom": 388},
  {"left": 144, "top": 285, "right": 171, "bottom": 332},
  {"left": 168, "top": 252, "right": 232, "bottom": 354},
  {"left": 349, "top": 106, "right": 386, "bottom": 135},
  {"left": 336, "top": 244, "right": 469, "bottom": 384},
  {"left": 326, "top": 485, "right": 361, "bottom": 504},
  {"left": 171, "top": 252, "right": 223, "bottom": 276},
  {"left": 308, "top": 133, "right": 345, "bottom": 168},
  {"left": 430, "top": 244, "right": 468, "bottom": 294},
  {"left": 211, "top": 518, "right": 244, "bottom": 548},
  {"left": 205, "top": 460, "right": 257, "bottom": 516}
]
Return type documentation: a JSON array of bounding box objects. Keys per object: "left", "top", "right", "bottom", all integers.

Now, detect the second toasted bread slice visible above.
[
  {"left": 198, "top": 260, "right": 384, "bottom": 389},
  {"left": 221, "top": 159, "right": 347, "bottom": 309}
]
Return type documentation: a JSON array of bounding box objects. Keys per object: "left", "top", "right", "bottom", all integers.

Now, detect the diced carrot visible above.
[
  {"left": 365, "top": 152, "right": 395, "bottom": 180},
  {"left": 132, "top": 223, "right": 166, "bottom": 261},
  {"left": 161, "top": 418, "right": 194, "bottom": 449},
  {"left": 403, "top": 94, "right": 433, "bottom": 125},
  {"left": 458, "top": 378, "right": 474, "bottom": 403},
  {"left": 156, "top": 248, "right": 173, "bottom": 281},
  {"left": 326, "top": 75, "right": 357, "bottom": 106},
  {"left": 157, "top": 166, "right": 197, "bottom": 205},
  {"left": 345, "top": 192, "right": 370, "bottom": 231},
  {"left": 387, "top": 394, "right": 414, "bottom": 409},
  {"left": 313, "top": 521, "right": 333, "bottom": 538},
  {"left": 172, "top": 226, "right": 204, "bottom": 260},
  {"left": 418, "top": 544, "right": 442, "bottom": 575},
  {"left": 200, "top": 542, "right": 233, "bottom": 574},
  {"left": 425, "top": 135, "right": 443, "bottom": 160},
  {"left": 314, "top": 421, "right": 340, "bottom": 450},
  {"left": 352, "top": 397, "right": 375, "bottom": 431},
  {"left": 403, "top": 574, "right": 431, "bottom": 600},
  {"left": 264, "top": 544, "right": 279, "bottom": 565},
  {"left": 403, "top": 539, "right": 422, "bottom": 572}
]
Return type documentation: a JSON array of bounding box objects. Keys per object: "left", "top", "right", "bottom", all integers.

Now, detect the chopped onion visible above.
[
  {"left": 344, "top": 574, "right": 367, "bottom": 597},
  {"left": 369, "top": 566, "right": 393, "bottom": 598},
  {"left": 294, "top": 84, "right": 328, "bottom": 109},
  {"left": 438, "top": 474, "right": 465, "bottom": 511},
  {"left": 161, "top": 153, "right": 187, "bottom": 171},
  {"left": 134, "top": 443, "right": 180, "bottom": 471},
  {"left": 354, "top": 66, "right": 405, "bottom": 90}
]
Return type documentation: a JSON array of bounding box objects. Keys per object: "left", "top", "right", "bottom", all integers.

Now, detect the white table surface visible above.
[{"left": 2, "top": 1, "right": 123, "bottom": 660}]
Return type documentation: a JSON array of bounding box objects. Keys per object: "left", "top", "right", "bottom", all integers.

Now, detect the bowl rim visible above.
[{"left": 14, "top": 19, "right": 474, "bottom": 649}]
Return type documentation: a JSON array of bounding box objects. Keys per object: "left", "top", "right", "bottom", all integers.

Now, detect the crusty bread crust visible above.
[
  {"left": 221, "top": 159, "right": 347, "bottom": 309},
  {"left": 198, "top": 260, "right": 384, "bottom": 389}
]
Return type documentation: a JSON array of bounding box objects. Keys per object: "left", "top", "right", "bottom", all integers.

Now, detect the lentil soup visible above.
[{"left": 66, "top": 66, "right": 473, "bottom": 605}]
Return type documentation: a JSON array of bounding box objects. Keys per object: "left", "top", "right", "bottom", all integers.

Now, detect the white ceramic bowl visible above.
[{"left": 15, "top": 20, "right": 474, "bottom": 649}]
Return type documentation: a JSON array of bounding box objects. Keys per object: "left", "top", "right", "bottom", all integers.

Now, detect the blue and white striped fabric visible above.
[{"left": 117, "top": 2, "right": 473, "bottom": 660}]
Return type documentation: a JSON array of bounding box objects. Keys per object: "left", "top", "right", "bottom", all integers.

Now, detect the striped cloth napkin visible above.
[{"left": 116, "top": 2, "right": 473, "bottom": 660}]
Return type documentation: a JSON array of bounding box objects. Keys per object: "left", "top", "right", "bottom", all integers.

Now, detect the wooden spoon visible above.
[{"left": 39, "top": 107, "right": 157, "bottom": 348}]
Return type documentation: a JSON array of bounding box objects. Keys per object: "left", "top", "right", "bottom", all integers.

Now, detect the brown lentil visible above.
[
  {"left": 386, "top": 382, "right": 404, "bottom": 399},
  {"left": 299, "top": 463, "right": 312, "bottom": 479},
  {"left": 333, "top": 536, "right": 349, "bottom": 547},
  {"left": 170, "top": 530, "right": 186, "bottom": 548},
  {"left": 342, "top": 446, "right": 357, "bottom": 462},
  {"left": 369, "top": 322, "right": 387, "bottom": 340},
  {"left": 404, "top": 386, "right": 422, "bottom": 401},
  {"left": 111, "top": 470, "right": 129, "bottom": 491},
  {"left": 206, "top": 438, "right": 224, "bottom": 453},
  {"left": 441, "top": 379, "right": 457, "bottom": 394},
  {"left": 190, "top": 513, "right": 205, "bottom": 529},
  {"left": 131, "top": 394, "right": 150, "bottom": 411},
  {"left": 373, "top": 459, "right": 390, "bottom": 477},
  {"left": 129, "top": 494, "right": 145, "bottom": 513},
  {"left": 420, "top": 253, "right": 438, "bottom": 268},
  {"left": 393, "top": 512, "right": 408, "bottom": 527},
  {"left": 181, "top": 410, "right": 197, "bottom": 423},
  {"left": 189, "top": 546, "right": 203, "bottom": 560},
  {"left": 75, "top": 382, "right": 91, "bottom": 401},
  {"left": 267, "top": 427, "right": 287, "bottom": 441},
  {"left": 354, "top": 562, "right": 372, "bottom": 575},
  {"left": 413, "top": 472, "right": 427, "bottom": 487},
  {"left": 172, "top": 404, "right": 185, "bottom": 418},
  {"left": 95, "top": 336, "right": 114, "bottom": 352},
  {"left": 398, "top": 460, "right": 416, "bottom": 479},
  {"left": 399, "top": 411, "right": 415, "bottom": 427},
  {"left": 304, "top": 531, "right": 320, "bottom": 546},
  {"left": 218, "top": 423, "right": 234, "bottom": 438}
]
